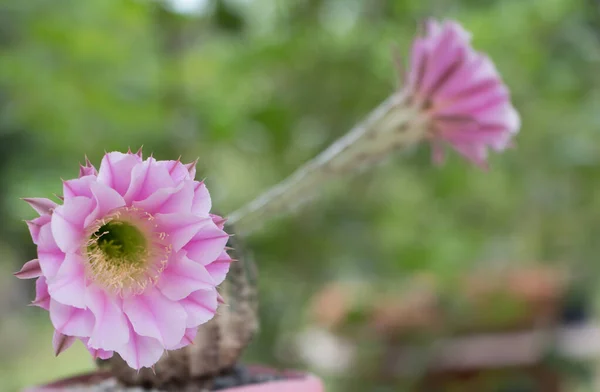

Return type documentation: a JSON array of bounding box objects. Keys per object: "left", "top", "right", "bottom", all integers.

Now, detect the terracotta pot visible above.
[{"left": 24, "top": 366, "right": 324, "bottom": 392}]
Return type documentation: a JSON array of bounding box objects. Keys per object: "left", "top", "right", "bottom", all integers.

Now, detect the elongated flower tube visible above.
[
  {"left": 15, "top": 150, "right": 231, "bottom": 369},
  {"left": 228, "top": 19, "right": 519, "bottom": 234}
]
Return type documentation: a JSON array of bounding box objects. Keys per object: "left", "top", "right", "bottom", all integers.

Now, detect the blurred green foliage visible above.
[{"left": 1, "top": 0, "right": 600, "bottom": 391}]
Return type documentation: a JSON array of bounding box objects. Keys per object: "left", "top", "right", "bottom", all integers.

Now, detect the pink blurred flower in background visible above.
[
  {"left": 406, "top": 19, "right": 520, "bottom": 167},
  {"left": 15, "top": 150, "right": 231, "bottom": 369}
]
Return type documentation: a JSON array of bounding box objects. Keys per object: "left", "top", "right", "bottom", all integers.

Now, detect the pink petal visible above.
[
  {"left": 26, "top": 215, "right": 50, "bottom": 245},
  {"left": 63, "top": 176, "right": 95, "bottom": 199},
  {"left": 23, "top": 198, "right": 57, "bottom": 216},
  {"left": 184, "top": 221, "right": 229, "bottom": 265},
  {"left": 441, "top": 53, "right": 502, "bottom": 101},
  {"left": 14, "top": 259, "right": 42, "bottom": 279},
  {"left": 435, "top": 114, "right": 515, "bottom": 154},
  {"left": 438, "top": 55, "right": 506, "bottom": 110},
  {"left": 503, "top": 106, "right": 521, "bottom": 135},
  {"left": 206, "top": 251, "right": 233, "bottom": 285},
  {"left": 154, "top": 182, "right": 194, "bottom": 214},
  {"left": 79, "top": 157, "right": 98, "bottom": 178},
  {"left": 31, "top": 277, "right": 50, "bottom": 310},
  {"left": 53, "top": 331, "right": 76, "bottom": 356},
  {"left": 210, "top": 214, "right": 227, "bottom": 230},
  {"left": 438, "top": 74, "right": 500, "bottom": 105},
  {"left": 436, "top": 84, "right": 508, "bottom": 118},
  {"left": 51, "top": 197, "right": 94, "bottom": 253},
  {"left": 133, "top": 181, "right": 194, "bottom": 215},
  {"left": 97, "top": 152, "right": 143, "bottom": 196},
  {"left": 48, "top": 253, "right": 87, "bottom": 308},
  {"left": 89, "top": 347, "right": 114, "bottom": 360},
  {"left": 86, "top": 288, "right": 129, "bottom": 351},
  {"left": 434, "top": 115, "right": 477, "bottom": 136},
  {"left": 118, "top": 320, "right": 164, "bottom": 370},
  {"left": 180, "top": 289, "right": 218, "bottom": 328},
  {"left": 157, "top": 160, "right": 192, "bottom": 184},
  {"left": 154, "top": 213, "right": 213, "bottom": 252},
  {"left": 420, "top": 24, "right": 465, "bottom": 98},
  {"left": 50, "top": 300, "right": 94, "bottom": 337},
  {"left": 476, "top": 104, "right": 521, "bottom": 134},
  {"left": 441, "top": 125, "right": 509, "bottom": 148},
  {"left": 123, "top": 158, "right": 175, "bottom": 203},
  {"left": 191, "top": 181, "right": 211, "bottom": 215},
  {"left": 122, "top": 287, "right": 186, "bottom": 348},
  {"left": 80, "top": 337, "right": 115, "bottom": 360},
  {"left": 26, "top": 221, "right": 42, "bottom": 245},
  {"left": 37, "top": 250, "right": 65, "bottom": 281},
  {"left": 37, "top": 222, "right": 65, "bottom": 279},
  {"left": 83, "top": 181, "right": 126, "bottom": 227},
  {"left": 170, "top": 327, "right": 198, "bottom": 350},
  {"left": 157, "top": 251, "right": 215, "bottom": 301},
  {"left": 184, "top": 159, "right": 198, "bottom": 180}
]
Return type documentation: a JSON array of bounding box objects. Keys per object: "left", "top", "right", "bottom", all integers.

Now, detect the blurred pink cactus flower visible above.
[{"left": 406, "top": 19, "right": 520, "bottom": 167}]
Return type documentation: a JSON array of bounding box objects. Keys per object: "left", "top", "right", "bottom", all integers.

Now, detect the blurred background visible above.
[{"left": 1, "top": 0, "right": 600, "bottom": 391}]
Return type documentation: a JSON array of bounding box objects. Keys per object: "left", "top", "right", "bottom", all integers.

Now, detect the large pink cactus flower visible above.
[
  {"left": 407, "top": 19, "right": 520, "bottom": 167},
  {"left": 15, "top": 150, "right": 232, "bottom": 369}
]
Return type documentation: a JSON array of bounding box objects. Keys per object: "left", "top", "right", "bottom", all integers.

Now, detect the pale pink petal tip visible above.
[
  {"left": 14, "top": 259, "right": 42, "bottom": 279},
  {"left": 19, "top": 151, "right": 230, "bottom": 370},
  {"left": 91, "top": 348, "right": 114, "bottom": 360},
  {"left": 31, "top": 278, "right": 50, "bottom": 310},
  {"left": 211, "top": 214, "right": 227, "bottom": 229},
  {"left": 53, "top": 331, "right": 76, "bottom": 356},
  {"left": 23, "top": 198, "right": 57, "bottom": 216},
  {"left": 126, "top": 146, "right": 143, "bottom": 158},
  {"left": 184, "top": 158, "right": 198, "bottom": 179},
  {"left": 406, "top": 19, "right": 520, "bottom": 167},
  {"left": 79, "top": 156, "right": 98, "bottom": 177}
]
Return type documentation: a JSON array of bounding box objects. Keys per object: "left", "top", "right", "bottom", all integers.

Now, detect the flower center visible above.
[
  {"left": 90, "top": 221, "right": 148, "bottom": 269},
  {"left": 84, "top": 208, "right": 170, "bottom": 295}
]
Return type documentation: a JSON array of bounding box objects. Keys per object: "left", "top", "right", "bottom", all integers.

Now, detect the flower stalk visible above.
[{"left": 227, "top": 91, "right": 429, "bottom": 234}]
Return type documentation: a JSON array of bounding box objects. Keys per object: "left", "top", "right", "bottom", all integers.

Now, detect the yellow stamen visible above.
[{"left": 83, "top": 207, "right": 170, "bottom": 295}]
